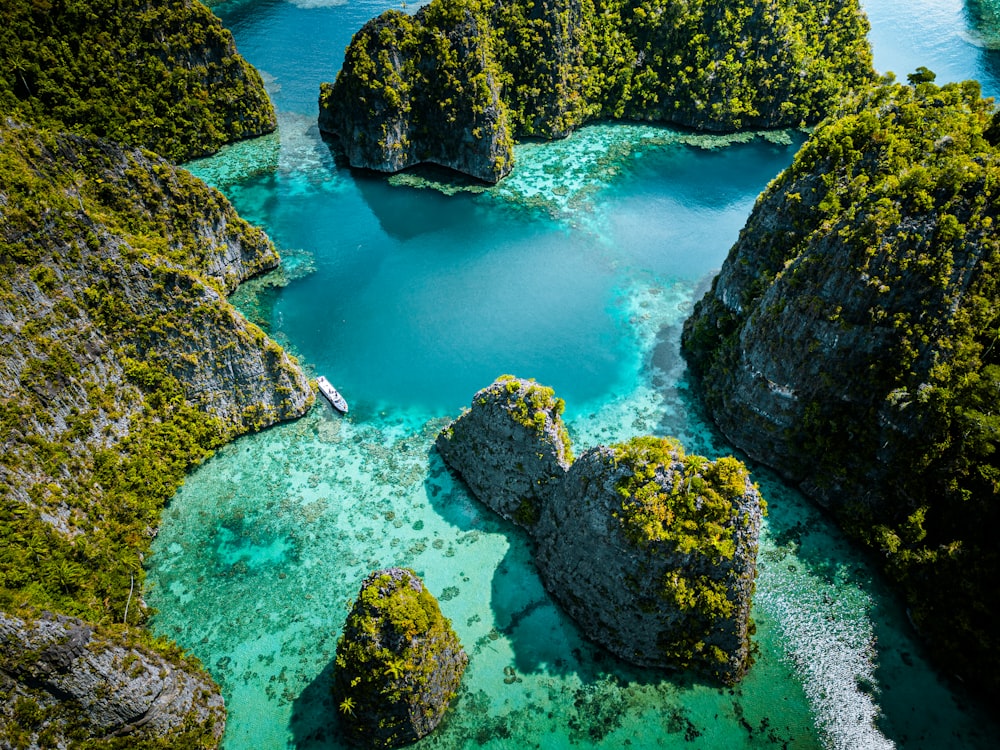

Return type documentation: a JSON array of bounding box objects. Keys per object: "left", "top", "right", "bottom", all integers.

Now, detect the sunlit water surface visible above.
[{"left": 147, "top": 1, "right": 1000, "bottom": 748}]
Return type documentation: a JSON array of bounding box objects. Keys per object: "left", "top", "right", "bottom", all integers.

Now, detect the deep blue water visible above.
[{"left": 146, "top": 1, "right": 1000, "bottom": 748}]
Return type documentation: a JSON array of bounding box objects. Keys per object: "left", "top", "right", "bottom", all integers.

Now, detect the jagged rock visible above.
[
  {"left": 319, "top": 0, "right": 874, "bottom": 181},
  {"left": 0, "top": 611, "right": 225, "bottom": 748},
  {"left": 435, "top": 375, "right": 573, "bottom": 528},
  {"left": 534, "top": 437, "right": 763, "bottom": 684},
  {"left": 333, "top": 568, "right": 467, "bottom": 748},
  {"left": 680, "top": 79, "right": 1000, "bottom": 693},
  {"left": 437, "top": 378, "right": 763, "bottom": 683},
  {"left": 318, "top": 3, "right": 513, "bottom": 183}
]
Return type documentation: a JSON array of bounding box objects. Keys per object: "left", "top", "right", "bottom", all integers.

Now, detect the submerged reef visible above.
[
  {"left": 681, "top": 76, "right": 1000, "bottom": 694},
  {"left": 437, "top": 376, "right": 764, "bottom": 684},
  {"left": 333, "top": 568, "right": 467, "bottom": 748},
  {"left": 319, "top": 0, "right": 874, "bottom": 181},
  {"left": 0, "top": 611, "right": 225, "bottom": 748},
  {"left": 0, "top": 0, "right": 276, "bottom": 162}
]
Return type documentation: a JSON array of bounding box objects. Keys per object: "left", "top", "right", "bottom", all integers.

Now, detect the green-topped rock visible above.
[
  {"left": 535, "top": 437, "right": 764, "bottom": 684},
  {"left": 438, "top": 380, "right": 764, "bottom": 683},
  {"left": 435, "top": 375, "right": 573, "bottom": 528},
  {"left": 320, "top": 0, "right": 874, "bottom": 181},
  {"left": 333, "top": 568, "right": 467, "bottom": 748},
  {"left": 681, "top": 76, "right": 1000, "bottom": 693}
]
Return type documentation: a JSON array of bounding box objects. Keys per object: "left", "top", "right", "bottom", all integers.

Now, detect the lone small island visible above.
[
  {"left": 333, "top": 568, "right": 467, "bottom": 748},
  {"left": 436, "top": 376, "right": 764, "bottom": 684}
]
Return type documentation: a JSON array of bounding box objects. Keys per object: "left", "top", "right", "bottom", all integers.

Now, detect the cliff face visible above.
[
  {"left": 333, "top": 568, "right": 467, "bottom": 749},
  {"left": 434, "top": 375, "right": 572, "bottom": 527},
  {"left": 0, "top": 612, "right": 225, "bottom": 748},
  {"left": 319, "top": 2, "right": 514, "bottom": 183},
  {"left": 0, "top": 0, "right": 276, "bottom": 162},
  {"left": 535, "top": 438, "right": 763, "bottom": 683},
  {"left": 681, "top": 78, "right": 1000, "bottom": 693},
  {"left": 437, "top": 377, "right": 763, "bottom": 684},
  {"left": 1, "top": 120, "right": 313, "bottom": 746},
  {"left": 320, "top": 0, "right": 874, "bottom": 180}
]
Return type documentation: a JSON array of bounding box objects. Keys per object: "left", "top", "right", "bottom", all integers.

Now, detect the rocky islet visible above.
[{"left": 436, "top": 376, "right": 765, "bottom": 684}]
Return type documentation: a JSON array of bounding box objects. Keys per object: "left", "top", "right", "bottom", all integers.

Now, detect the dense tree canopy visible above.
[{"left": 0, "top": 0, "right": 275, "bottom": 162}]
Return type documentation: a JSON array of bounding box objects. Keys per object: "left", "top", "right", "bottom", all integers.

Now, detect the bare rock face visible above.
[
  {"left": 534, "top": 438, "right": 764, "bottom": 684},
  {"left": 333, "top": 568, "right": 467, "bottom": 748},
  {"left": 0, "top": 611, "right": 225, "bottom": 748},
  {"left": 435, "top": 375, "right": 573, "bottom": 528}
]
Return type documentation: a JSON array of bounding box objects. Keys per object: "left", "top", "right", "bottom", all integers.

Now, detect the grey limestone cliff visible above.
[
  {"left": 534, "top": 439, "right": 763, "bottom": 684},
  {"left": 0, "top": 611, "right": 225, "bottom": 748},
  {"left": 318, "top": 4, "right": 513, "bottom": 183},
  {"left": 434, "top": 375, "right": 572, "bottom": 527},
  {"left": 437, "top": 377, "right": 763, "bottom": 683}
]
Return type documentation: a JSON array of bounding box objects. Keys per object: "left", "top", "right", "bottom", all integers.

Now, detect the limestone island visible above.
[
  {"left": 0, "top": 0, "right": 306, "bottom": 744},
  {"left": 333, "top": 568, "right": 467, "bottom": 748},
  {"left": 682, "top": 73, "right": 1000, "bottom": 695},
  {"left": 318, "top": 0, "right": 875, "bottom": 182},
  {"left": 436, "top": 376, "right": 765, "bottom": 684}
]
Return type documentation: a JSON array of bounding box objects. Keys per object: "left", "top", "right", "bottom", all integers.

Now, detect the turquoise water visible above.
[{"left": 147, "top": 1, "right": 1000, "bottom": 748}]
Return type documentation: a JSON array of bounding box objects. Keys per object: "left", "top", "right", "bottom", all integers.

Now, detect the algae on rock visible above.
[{"left": 333, "top": 568, "right": 467, "bottom": 748}]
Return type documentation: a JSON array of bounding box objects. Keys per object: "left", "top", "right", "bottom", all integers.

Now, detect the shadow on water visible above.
[{"left": 290, "top": 656, "right": 364, "bottom": 750}]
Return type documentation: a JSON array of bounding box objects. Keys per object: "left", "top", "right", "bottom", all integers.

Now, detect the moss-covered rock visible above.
[
  {"left": 535, "top": 437, "right": 763, "bottom": 684},
  {"left": 681, "top": 75, "right": 1000, "bottom": 694},
  {"left": 435, "top": 375, "right": 573, "bottom": 528},
  {"left": 333, "top": 568, "right": 467, "bottom": 749},
  {"left": 0, "top": 0, "right": 276, "bottom": 162},
  {"left": 437, "top": 381, "right": 764, "bottom": 683},
  {"left": 320, "top": 0, "right": 874, "bottom": 180},
  {"left": 0, "top": 610, "right": 225, "bottom": 748}
]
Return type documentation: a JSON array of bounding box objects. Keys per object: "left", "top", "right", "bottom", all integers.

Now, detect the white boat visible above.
[{"left": 316, "top": 376, "right": 349, "bottom": 413}]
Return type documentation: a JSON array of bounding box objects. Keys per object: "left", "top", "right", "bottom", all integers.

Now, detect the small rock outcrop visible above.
[
  {"left": 681, "top": 78, "right": 1000, "bottom": 693},
  {"left": 333, "top": 568, "right": 467, "bottom": 748},
  {"left": 320, "top": 0, "right": 875, "bottom": 181},
  {"left": 437, "top": 377, "right": 764, "bottom": 683},
  {"left": 435, "top": 375, "right": 573, "bottom": 527},
  {"left": 0, "top": 611, "right": 225, "bottom": 747},
  {"left": 535, "top": 437, "right": 763, "bottom": 684}
]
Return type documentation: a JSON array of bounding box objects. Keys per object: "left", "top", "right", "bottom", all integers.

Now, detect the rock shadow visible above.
[{"left": 288, "top": 657, "right": 347, "bottom": 749}]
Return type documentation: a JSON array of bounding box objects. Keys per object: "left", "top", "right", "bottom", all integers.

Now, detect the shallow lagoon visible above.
[{"left": 148, "top": 1, "right": 1000, "bottom": 747}]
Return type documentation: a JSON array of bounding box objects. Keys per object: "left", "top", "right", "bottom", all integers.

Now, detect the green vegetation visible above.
[
  {"left": 333, "top": 569, "right": 466, "bottom": 749},
  {"left": 0, "top": 118, "right": 307, "bottom": 745},
  {"left": 612, "top": 437, "right": 755, "bottom": 562},
  {"left": 682, "top": 76, "right": 1000, "bottom": 693},
  {"left": 0, "top": 0, "right": 276, "bottom": 162},
  {"left": 322, "top": 0, "right": 874, "bottom": 176}
]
